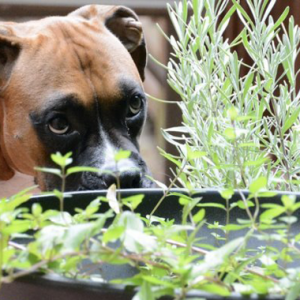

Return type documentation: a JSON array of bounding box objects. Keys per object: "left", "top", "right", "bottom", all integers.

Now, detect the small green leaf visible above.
[
  {"left": 249, "top": 177, "right": 267, "bottom": 194},
  {"left": 32, "top": 203, "right": 42, "bottom": 216},
  {"left": 260, "top": 207, "right": 286, "bottom": 222},
  {"left": 220, "top": 189, "right": 234, "bottom": 200},
  {"left": 291, "top": 202, "right": 300, "bottom": 213},
  {"left": 3, "top": 220, "right": 32, "bottom": 235},
  {"left": 51, "top": 152, "right": 73, "bottom": 167},
  {"left": 115, "top": 150, "right": 131, "bottom": 161},
  {"left": 34, "top": 167, "right": 62, "bottom": 177},
  {"left": 49, "top": 212, "right": 73, "bottom": 225},
  {"left": 192, "top": 208, "right": 205, "bottom": 223},
  {"left": 286, "top": 283, "right": 300, "bottom": 300},
  {"left": 142, "top": 276, "right": 176, "bottom": 288},
  {"left": 227, "top": 106, "right": 239, "bottom": 121},
  {"left": 238, "top": 143, "right": 259, "bottom": 148},
  {"left": 62, "top": 223, "right": 94, "bottom": 253},
  {"left": 236, "top": 200, "right": 254, "bottom": 209},
  {"left": 159, "top": 149, "right": 182, "bottom": 167},
  {"left": 107, "top": 184, "right": 120, "bottom": 214},
  {"left": 244, "top": 157, "right": 269, "bottom": 167},
  {"left": 280, "top": 216, "right": 297, "bottom": 224},
  {"left": 257, "top": 192, "right": 277, "bottom": 198},
  {"left": 53, "top": 189, "right": 63, "bottom": 200},
  {"left": 232, "top": 0, "right": 255, "bottom": 28},
  {"left": 224, "top": 127, "right": 236, "bottom": 140},
  {"left": 268, "top": 7, "right": 290, "bottom": 37},
  {"left": 198, "top": 203, "right": 226, "bottom": 210},
  {"left": 198, "top": 284, "right": 230, "bottom": 296},
  {"left": 223, "top": 224, "right": 249, "bottom": 231},
  {"left": 218, "top": 4, "right": 236, "bottom": 33},
  {"left": 281, "top": 195, "right": 296, "bottom": 210},
  {"left": 188, "top": 150, "right": 207, "bottom": 160},
  {"left": 202, "top": 238, "right": 244, "bottom": 270},
  {"left": 242, "top": 72, "right": 255, "bottom": 100},
  {"left": 122, "top": 195, "right": 144, "bottom": 211},
  {"left": 1, "top": 194, "right": 31, "bottom": 212},
  {"left": 103, "top": 226, "right": 124, "bottom": 244},
  {"left": 149, "top": 178, "right": 167, "bottom": 190},
  {"left": 283, "top": 107, "right": 300, "bottom": 134},
  {"left": 67, "top": 166, "right": 99, "bottom": 176},
  {"left": 133, "top": 281, "right": 155, "bottom": 300},
  {"left": 179, "top": 197, "right": 190, "bottom": 205}
]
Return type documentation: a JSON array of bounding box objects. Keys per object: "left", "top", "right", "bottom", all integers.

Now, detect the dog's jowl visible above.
[{"left": 0, "top": 5, "right": 153, "bottom": 192}]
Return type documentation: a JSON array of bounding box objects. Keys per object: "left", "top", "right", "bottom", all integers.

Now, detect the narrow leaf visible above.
[{"left": 107, "top": 184, "right": 120, "bottom": 214}]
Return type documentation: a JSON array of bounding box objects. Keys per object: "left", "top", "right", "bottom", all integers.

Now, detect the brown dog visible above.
[{"left": 0, "top": 5, "right": 153, "bottom": 192}]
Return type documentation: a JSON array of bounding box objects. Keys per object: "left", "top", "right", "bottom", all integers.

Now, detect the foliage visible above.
[
  {"left": 2, "top": 0, "right": 300, "bottom": 299},
  {"left": 1, "top": 153, "right": 300, "bottom": 299},
  {"left": 160, "top": 0, "right": 300, "bottom": 191}
]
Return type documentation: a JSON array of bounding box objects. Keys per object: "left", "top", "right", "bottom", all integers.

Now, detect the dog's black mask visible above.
[{"left": 31, "top": 80, "right": 153, "bottom": 191}]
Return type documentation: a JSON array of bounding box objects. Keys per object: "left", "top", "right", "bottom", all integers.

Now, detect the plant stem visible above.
[
  {"left": 238, "top": 190, "right": 255, "bottom": 224},
  {"left": 225, "top": 198, "right": 230, "bottom": 243},
  {"left": 148, "top": 160, "right": 187, "bottom": 224},
  {"left": 102, "top": 246, "right": 171, "bottom": 271},
  {"left": 2, "top": 251, "right": 87, "bottom": 283},
  {"left": 166, "top": 237, "right": 279, "bottom": 284},
  {"left": 60, "top": 166, "right": 66, "bottom": 212},
  {"left": 270, "top": 97, "right": 292, "bottom": 191}
]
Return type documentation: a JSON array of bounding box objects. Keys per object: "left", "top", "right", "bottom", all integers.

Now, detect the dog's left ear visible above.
[
  {"left": 0, "top": 29, "right": 22, "bottom": 180},
  {"left": 0, "top": 30, "right": 21, "bottom": 89},
  {"left": 70, "top": 5, "right": 147, "bottom": 81}
]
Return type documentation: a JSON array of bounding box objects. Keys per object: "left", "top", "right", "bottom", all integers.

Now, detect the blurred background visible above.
[{"left": 0, "top": 0, "right": 299, "bottom": 193}]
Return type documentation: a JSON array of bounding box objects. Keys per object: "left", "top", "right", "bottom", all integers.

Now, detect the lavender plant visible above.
[{"left": 161, "top": 0, "right": 300, "bottom": 191}]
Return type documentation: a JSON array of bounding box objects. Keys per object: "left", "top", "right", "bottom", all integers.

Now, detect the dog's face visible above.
[{"left": 0, "top": 5, "right": 153, "bottom": 191}]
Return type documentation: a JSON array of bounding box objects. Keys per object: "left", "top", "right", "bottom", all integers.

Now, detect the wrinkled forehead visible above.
[{"left": 10, "top": 16, "right": 143, "bottom": 108}]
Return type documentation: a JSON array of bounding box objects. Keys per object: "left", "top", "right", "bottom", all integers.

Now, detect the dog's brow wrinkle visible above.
[
  {"left": 59, "top": 22, "right": 99, "bottom": 125},
  {"left": 41, "top": 94, "right": 83, "bottom": 114}
]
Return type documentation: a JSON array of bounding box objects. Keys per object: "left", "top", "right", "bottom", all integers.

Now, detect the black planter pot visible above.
[{"left": 1, "top": 188, "right": 299, "bottom": 300}]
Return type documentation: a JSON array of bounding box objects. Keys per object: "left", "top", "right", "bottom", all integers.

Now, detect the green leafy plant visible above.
[
  {"left": 159, "top": 0, "right": 300, "bottom": 191},
  {"left": 1, "top": 153, "right": 300, "bottom": 299}
]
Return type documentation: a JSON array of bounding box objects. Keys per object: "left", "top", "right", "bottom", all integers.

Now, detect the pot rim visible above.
[{"left": 29, "top": 187, "right": 300, "bottom": 200}]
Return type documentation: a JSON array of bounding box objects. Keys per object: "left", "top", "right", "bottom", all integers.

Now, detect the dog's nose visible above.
[
  {"left": 82, "top": 168, "right": 143, "bottom": 190},
  {"left": 102, "top": 169, "right": 142, "bottom": 189}
]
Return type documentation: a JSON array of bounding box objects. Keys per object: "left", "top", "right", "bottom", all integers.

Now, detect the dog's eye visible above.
[
  {"left": 48, "top": 117, "right": 70, "bottom": 135},
  {"left": 129, "top": 95, "right": 143, "bottom": 115}
]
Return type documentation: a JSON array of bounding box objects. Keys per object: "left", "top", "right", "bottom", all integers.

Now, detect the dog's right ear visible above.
[
  {"left": 0, "top": 29, "right": 21, "bottom": 89},
  {"left": 0, "top": 28, "right": 21, "bottom": 180},
  {"left": 70, "top": 5, "right": 147, "bottom": 81}
]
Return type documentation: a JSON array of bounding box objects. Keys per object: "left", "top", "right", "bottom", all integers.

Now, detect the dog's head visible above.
[{"left": 0, "top": 5, "right": 153, "bottom": 191}]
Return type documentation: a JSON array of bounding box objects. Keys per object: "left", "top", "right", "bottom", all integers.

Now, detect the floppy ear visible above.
[
  {"left": 0, "top": 29, "right": 21, "bottom": 180},
  {"left": 70, "top": 5, "right": 147, "bottom": 81},
  {"left": 0, "top": 30, "right": 21, "bottom": 89}
]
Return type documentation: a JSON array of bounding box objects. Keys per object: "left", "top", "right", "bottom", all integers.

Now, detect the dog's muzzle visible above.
[{"left": 77, "top": 156, "right": 154, "bottom": 190}]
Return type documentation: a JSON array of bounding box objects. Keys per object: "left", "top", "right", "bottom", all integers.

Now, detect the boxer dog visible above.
[{"left": 0, "top": 5, "right": 153, "bottom": 192}]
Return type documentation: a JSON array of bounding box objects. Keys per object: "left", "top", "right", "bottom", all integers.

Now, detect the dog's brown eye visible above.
[
  {"left": 48, "top": 117, "right": 70, "bottom": 135},
  {"left": 129, "top": 95, "right": 142, "bottom": 115}
]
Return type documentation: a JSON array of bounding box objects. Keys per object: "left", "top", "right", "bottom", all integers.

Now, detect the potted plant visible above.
[{"left": 1, "top": 0, "right": 300, "bottom": 299}]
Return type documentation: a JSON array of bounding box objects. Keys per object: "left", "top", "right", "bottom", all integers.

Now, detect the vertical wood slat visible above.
[{"left": 223, "top": 1, "right": 300, "bottom": 77}]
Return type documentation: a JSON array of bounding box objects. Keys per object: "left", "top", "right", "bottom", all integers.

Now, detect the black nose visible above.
[
  {"left": 82, "top": 169, "right": 143, "bottom": 190},
  {"left": 101, "top": 169, "right": 142, "bottom": 189}
]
